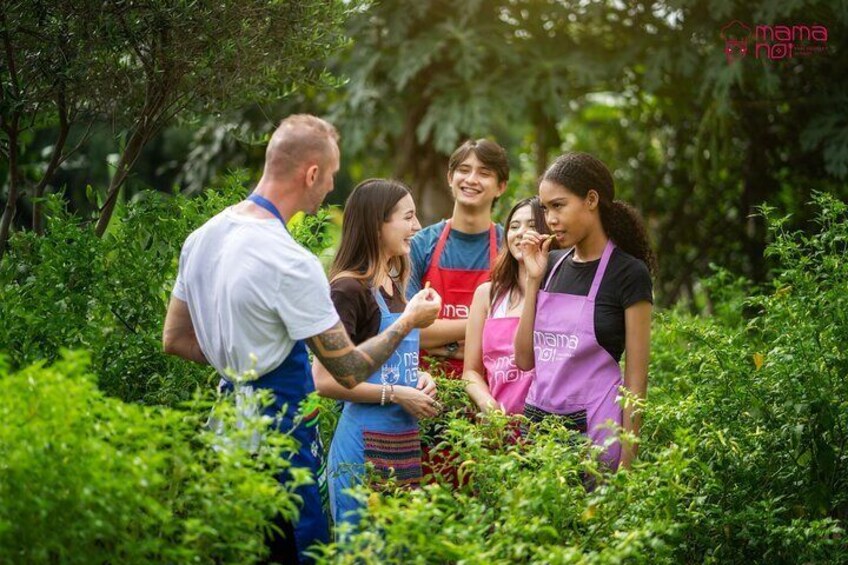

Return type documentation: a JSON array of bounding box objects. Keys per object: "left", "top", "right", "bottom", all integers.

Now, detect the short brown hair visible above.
[{"left": 448, "top": 139, "right": 509, "bottom": 184}]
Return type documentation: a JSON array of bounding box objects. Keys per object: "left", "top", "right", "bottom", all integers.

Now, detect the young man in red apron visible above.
[
  {"left": 407, "top": 138, "right": 509, "bottom": 484},
  {"left": 408, "top": 138, "right": 509, "bottom": 379}
]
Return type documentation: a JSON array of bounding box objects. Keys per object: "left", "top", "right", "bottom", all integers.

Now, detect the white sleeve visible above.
[
  {"left": 172, "top": 272, "right": 186, "bottom": 301},
  {"left": 275, "top": 251, "right": 340, "bottom": 340},
  {"left": 171, "top": 237, "right": 193, "bottom": 301}
]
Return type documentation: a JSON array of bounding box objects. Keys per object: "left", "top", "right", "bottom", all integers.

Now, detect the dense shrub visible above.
[
  {"left": 0, "top": 175, "right": 335, "bottom": 405},
  {"left": 0, "top": 351, "right": 307, "bottom": 564},
  {"left": 2, "top": 184, "right": 845, "bottom": 562}
]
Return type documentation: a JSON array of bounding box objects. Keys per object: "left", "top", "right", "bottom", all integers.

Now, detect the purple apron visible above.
[{"left": 524, "top": 240, "right": 623, "bottom": 470}]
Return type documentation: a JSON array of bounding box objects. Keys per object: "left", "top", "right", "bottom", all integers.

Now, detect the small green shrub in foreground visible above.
[{"left": 0, "top": 351, "right": 307, "bottom": 564}]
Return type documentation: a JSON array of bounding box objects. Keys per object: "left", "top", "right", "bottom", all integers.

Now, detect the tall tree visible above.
[
  {"left": 1, "top": 2, "right": 96, "bottom": 256},
  {"left": 333, "top": 0, "right": 635, "bottom": 222},
  {"left": 1, "top": 0, "right": 350, "bottom": 252}
]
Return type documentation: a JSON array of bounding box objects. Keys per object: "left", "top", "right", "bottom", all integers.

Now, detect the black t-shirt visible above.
[
  {"left": 542, "top": 247, "right": 653, "bottom": 362},
  {"left": 330, "top": 277, "right": 406, "bottom": 345}
]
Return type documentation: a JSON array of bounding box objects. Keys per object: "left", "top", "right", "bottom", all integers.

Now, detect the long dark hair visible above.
[
  {"left": 330, "top": 178, "right": 412, "bottom": 297},
  {"left": 489, "top": 197, "right": 552, "bottom": 308},
  {"left": 542, "top": 152, "right": 657, "bottom": 275}
]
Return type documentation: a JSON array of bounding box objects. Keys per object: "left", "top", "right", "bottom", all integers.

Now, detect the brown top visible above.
[{"left": 330, "top": 277, "right": 405, "bottom": 345}]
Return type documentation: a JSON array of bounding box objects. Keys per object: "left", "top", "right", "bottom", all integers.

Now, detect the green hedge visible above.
[
  {"left": 0, "top": 350, "right": 309, "bottom": 564},
  {"left": 1, "top": 183, "right": 845, "bottom": 562}
]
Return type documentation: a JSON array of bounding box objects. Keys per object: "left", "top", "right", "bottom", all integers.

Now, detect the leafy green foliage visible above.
[
  {"left": 0, "top": 173, "right": 336, "bottom": 405},
  {"left": 331, "top": 0, "right": 848, "bottom": 307},
  {"left": 1, "top": 162, "right": 845, "bottom": 561},
  {"left": 0, "top": 350, "right": 306, "bottom": 564}
]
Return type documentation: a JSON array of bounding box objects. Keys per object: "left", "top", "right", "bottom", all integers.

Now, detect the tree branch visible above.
[{"left": 32, "top": 89, "right": 70, "bottom": 234}]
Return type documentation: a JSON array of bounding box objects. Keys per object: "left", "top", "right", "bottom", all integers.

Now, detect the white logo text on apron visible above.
[{"left": 533, "top": 330, "right": 580, "bottom": 362}]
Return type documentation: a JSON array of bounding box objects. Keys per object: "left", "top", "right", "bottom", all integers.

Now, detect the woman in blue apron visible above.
[{"left": 312, "top": 179, "right": 441, "bottom": 531}]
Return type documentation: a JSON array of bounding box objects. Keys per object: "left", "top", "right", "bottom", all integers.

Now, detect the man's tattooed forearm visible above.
[{"left": 307, "top": 319, "right": 411, "bottom": 388}]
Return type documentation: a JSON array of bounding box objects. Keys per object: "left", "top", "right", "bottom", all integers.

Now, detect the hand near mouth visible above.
[{"left": 520, "top": 230, "right": 554, "bottom": 281}]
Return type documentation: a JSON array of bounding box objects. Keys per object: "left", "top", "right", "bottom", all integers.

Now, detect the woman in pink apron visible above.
[
  {"left": 514, "top": 152, "right": 655, "bottom": 470},
  {"left": 463, "top": 197, "right": 553, "bottom": 415}
]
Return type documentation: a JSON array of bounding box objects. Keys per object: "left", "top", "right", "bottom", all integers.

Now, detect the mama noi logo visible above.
[{"left": 721, "top": 20, "right": 829, "bottom": 63}]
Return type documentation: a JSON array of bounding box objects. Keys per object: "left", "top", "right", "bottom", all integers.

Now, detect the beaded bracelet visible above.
[{"left": 380, "top": 383, "right": 387, "bottom": 406}]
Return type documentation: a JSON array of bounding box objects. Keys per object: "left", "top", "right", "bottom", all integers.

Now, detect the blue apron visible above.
[
  {"left": 328, "top": 288, "right": 423, "bottom": 528},
  {"left": 222, "top": 193, "right": 329, "bottom": 562}
]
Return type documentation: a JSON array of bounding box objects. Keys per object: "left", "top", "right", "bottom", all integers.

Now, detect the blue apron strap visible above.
[
  {"left": 372, "top": 284, "right": 393, "bottom": 315},
  {"left": 247, "top": 193, "right": 288, "bottom": 229}
]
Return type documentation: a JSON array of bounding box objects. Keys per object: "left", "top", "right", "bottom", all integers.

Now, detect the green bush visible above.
[
  {"left": 0, "top": 175, "right": 336, "bottom": 405},
  {"left": 0, "top": 350, "right": 308, "bottom": 564}
]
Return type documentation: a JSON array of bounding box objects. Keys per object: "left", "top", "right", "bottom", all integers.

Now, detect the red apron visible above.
[
  {"left": 420, "top": 219, "right": 498, "bottom": 378},
  {"left": 420, "top": 220, "right": 496, "bottom": 488}
]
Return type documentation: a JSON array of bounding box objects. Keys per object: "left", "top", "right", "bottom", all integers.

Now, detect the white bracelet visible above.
[{"left": 380, "top": 383, "right": 387, "bottom": 406}]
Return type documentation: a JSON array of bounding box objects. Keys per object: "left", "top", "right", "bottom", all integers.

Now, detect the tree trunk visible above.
[
  {"left": 94, "top": 124, "right": 149, "bottom": 238},
  {"left": 533, "top": 106, "right": 560, "bottom": 179},
  {"left": 32, "top": 93, "right": 70, "bottom": 235},
  {"left": 741, "top": 114, "right": 770, "bottom": 284},
  {"left": 406, "top": 147, "right": 451, "bottom": 225},
  {"left": 393, "top": 93, "right": 452, "bottom": 225},
  {"left": 0, "top": 118, "right": 20, "bottom": 260}
]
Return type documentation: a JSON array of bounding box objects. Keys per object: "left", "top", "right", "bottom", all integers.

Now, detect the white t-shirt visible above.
[{"left": 172, "top": 207, "right": 339, "bottom": 377}]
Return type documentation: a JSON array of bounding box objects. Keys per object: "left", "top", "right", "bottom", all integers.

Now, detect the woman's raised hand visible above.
[{"left": 520, "top": 230, "right": 554, "bottom": 281}]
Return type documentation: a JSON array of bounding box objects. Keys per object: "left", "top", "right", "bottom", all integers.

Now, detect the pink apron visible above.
[
  {"left": 524, "top": 241, "right": 623, "bottom": 469},
  {"left": 481, "top": 294, "right": 534, "bottom": 415}
]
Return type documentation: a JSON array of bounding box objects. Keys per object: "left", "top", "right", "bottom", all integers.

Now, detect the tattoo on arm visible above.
[{"left": 306, "top": 319, "right": 412, "bottom": 389}]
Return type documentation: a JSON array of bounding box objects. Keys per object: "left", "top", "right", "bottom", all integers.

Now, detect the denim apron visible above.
[
  {"left": 220, "top": 193, "right": 330, "bottom": 561},
  {"left": 328, "top": 288, "right": 422, "bottom": 527}
]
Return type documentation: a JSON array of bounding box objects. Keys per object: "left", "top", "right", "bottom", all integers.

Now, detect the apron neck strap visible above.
[
  {"left": 543, "top": 247, "right": 574, "bottom": 291},
  {"left": 488, "top": 223, "right": 498, "bottom": 266},
  {"left": 431, "top": 220, "right": 452, "bottom": 262},
  {"left": 587, "top": 240, "right": 615, "bottom": 301},
  {"left": 247, "top": 193, "right": 288, "bottom": 229},
  {"left": 372, "top": 284, "right": 392, "bottom": 314}
]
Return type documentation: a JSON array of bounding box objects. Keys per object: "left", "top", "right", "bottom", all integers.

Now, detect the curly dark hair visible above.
[{"left": 543, "top": 152, "right": 657, "bottom": 275}]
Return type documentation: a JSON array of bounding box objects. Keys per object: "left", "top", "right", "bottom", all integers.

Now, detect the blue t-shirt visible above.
[{"left": 407, "top": 220, "right": 504, "bottom": 299}]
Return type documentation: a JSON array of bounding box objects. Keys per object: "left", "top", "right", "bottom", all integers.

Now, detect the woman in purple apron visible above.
[
  {"left": 463, "top": 197, "right": 553, "bottom": 415},
  {"left": 311, "top": 179, "right": 441, "bottom": 531},
  {"left": 514, "top": 152, "right": 655, "bottom": 470}
]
